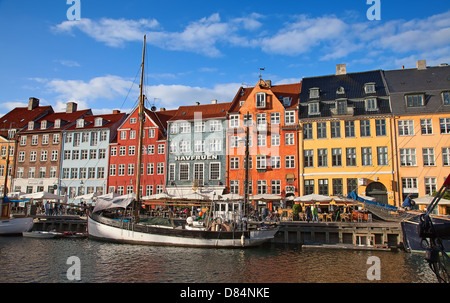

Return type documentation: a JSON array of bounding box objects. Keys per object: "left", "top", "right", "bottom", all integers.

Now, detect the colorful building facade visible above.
[
  {"left": 226, "top": 79, "right": 301, "bottom": 211},
  {"left": 107, "top": 106, "right": 176, "bottom": 198},
  {"left": 384, "top": 61, "right": 450, "bottom": 213},
  {"left": 298, "top": 65, "right": 396, "bottom": 205}
]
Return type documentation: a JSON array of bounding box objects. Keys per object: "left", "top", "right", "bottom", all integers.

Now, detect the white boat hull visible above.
[
  {"left": 0, "top": 217, "right": 34, "bottom": 236},
  {"left": 23, "top": 231, "right": 63, "bottom": 239},
  {"left": 88, "top": 215, "right": 277, "bottom": 248}
]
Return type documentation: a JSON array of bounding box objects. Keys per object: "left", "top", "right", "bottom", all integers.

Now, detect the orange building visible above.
[{"left": 226, "top": 79, "right": 301, "bottom": 212}]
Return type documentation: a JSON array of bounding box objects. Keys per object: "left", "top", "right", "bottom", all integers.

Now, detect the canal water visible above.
[{"left": 0, "top": 236, "right": 439, "bottom": 284}]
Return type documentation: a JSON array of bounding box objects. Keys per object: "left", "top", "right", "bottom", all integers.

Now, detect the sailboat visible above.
[
  {"left": 87, "top": 36, "right": 278, "bottom": 247},
  {"left": 0, "top": 143, "right": 33, "bottom": 236}
]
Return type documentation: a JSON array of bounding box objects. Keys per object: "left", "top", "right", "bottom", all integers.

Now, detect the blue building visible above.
[
  {"left": 165, "top": 101, "right": 231, "bottom": 199},
  {"left": 59, "top": 111, "right": 126, "bottom": 204}
]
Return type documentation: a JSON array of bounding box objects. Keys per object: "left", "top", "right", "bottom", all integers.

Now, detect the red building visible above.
[
  {"left": 107, "top": 106, "right": 176, "bottom": 198},
  {"left": 226, "top": 79, "right": 301, "bottom": 212}
]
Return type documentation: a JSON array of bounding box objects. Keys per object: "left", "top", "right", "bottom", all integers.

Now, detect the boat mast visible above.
[
  {"left": 243, "top": 113, "right": 250, "bottom": 226},
  {"left": 134, "top": 35, "right": 146, "bottom": 218}
]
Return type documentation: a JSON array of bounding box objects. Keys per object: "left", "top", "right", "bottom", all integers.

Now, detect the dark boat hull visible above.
[{"left": 401, "top": 215, "right": 450, "bottom": 253}]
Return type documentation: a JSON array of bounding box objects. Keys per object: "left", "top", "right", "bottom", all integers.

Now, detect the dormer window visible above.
[
  {"left": 28, "top": 121, "right": 34, "bottom": 130},
  {"left": 365, "top": 98, "right": 378, "bottom": 111},
  {"left": 40, "top": 120, "right": 47, "bottom": 129},
  {"left": 283, "top": 97, "right": 292, "bottom": 107},
  {"left": 308, "top": 102, "right": 320, "bottom": 115},
  {"left": 364, "top": 83, "right": 376, "bottom": 94},
  {"left": 76, "top": 119, "right": 84, "bottom": 128},
  {"left": 256, "top": 93, "right": 266, "bottom": 108},
  {"left": 405, "top": 93, "right": 425, "bottom": 107},
  {"left": 336, "top": 100, "right": 347, "bottom": 115},
  {"left": 54, "top": 119, "right": 61, "bottom": 128},
  {"left": 336, "top": 87, "right": 345, "bottom": 95},
  {"left": 309, "top": 88, "right": 320, "bottom": 99},
  {"left": 239, "top": 100, "right": 245, "bottom": 107},
  {"left": 95, "top": 117, "right": 103, "bottom": 127},
  {"left": 442, "top": 92, "right": 450, "bottom": 105}
]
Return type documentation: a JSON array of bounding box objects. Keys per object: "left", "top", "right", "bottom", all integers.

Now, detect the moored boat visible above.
[{"left": 22, "top": 230, "right": 63, "bottom": 239}]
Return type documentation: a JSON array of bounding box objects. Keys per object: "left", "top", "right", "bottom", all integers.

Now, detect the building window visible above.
[
  {"left": 442, "top": 92, "right": 450, "bottom": 105},
  {"left": 347, "top": 178, "right": 357, "bottom": 195},
  {"left": 271, "top": 134, "right": 280, "bottom": 146},
  {"left": 30, "top": 151, "right": 37, "bottom": 162},
  {"left": 120, "top": 131, "right": 127, "bottom": 140},
  {"left": 230, "top": 157, "right": 239, "bottom": 170},
  {"left": 157, "top": 163, "right": 164, "bottom": 175},
  {"left": 109, "top": 164, "right": 116, "bottom": 176},
  {"left": 423, "top": 148, "right": 435, "bottom": 166},
  {"left": 42, "top": 134, "right": 49, "bottom": 145},
  {"left": 400, "top": 148, "right": 417, "bottom": 166},
  {"left": 285, "top": 111, "right": 295, "bottom": 125},
  {"left": 360, "top": 120, "right": 371, "bottom": 137},
  {"left": 440, "top": 118, "right": 450, "bottom": 134},
  {"left": 365, "top": 98, "right": 378, "bottom": 111},
  {"left": 330, "top": 121, "right": 341, "bottom": 138},
  {"left": 304, "top": 180, "right": 314, "bottom": 195},
  {"left": 209, "top": 162, "right": 220, "bottom": 180},
  {"left": 332, "top": 148, "right": 342, "bottom": 166},
  {"left": 309, "top": 88, "right": 320, "bottom": 99},
  {"left": 285, "top": 133, "right": 294, "bottom": 145},
  {"left": 256, "top": 156, "right": 267, "bottom": 169},
  {"left": 31, "top": 135, "right": 38, "bottom": 145},
  {"left": 229, "top": 115, "right": 239, "bottom": 128},
  {"left": 346, "top": 148, "right": 356, "bottom": 166},
  {"left": 256, "top": 93, "right": 266, "bottom": 108},
  {"left": 127, "top": 164, "right": 134, "bottom": 176},
  {"left": 364, "top": 83, "right": 376, "bottom": 94},
  {"left": 147, "top": 163, "right": 154, "bottom": 175},
  {"left": 377, "top": 146, "right": 388, "bottom": 166},
  {"left": 304, "top": 150, "right": 314, "bottom": 167},
  {"left": 158, "top": 144, "right": 165, "bottom": 154},
  {"left": 193, "top": 163, "right": 204, "bottom": 185},
  {"left": 209, "top": 139, "right": 221, "bottom": 152},
  {"left": 420, "top": 119, "right": 433, "bottom": 135},
  {"left": 271, "top": 112, "right": 280, "bottom": 125},
  {"left": 194, "top": 140, "right": 205, "bottom": 152},
  {"left": 406, "top": 94, "right": 425, "bottom": 107},
  {"left": 424, "top": 177, "right": 437, "bottom": 195},
  {"left": 345, "top": 121, "right": 355, "bottom": 137},
  {"left": 317, "top": 122, "right": 327, "bottom": 139},
  {"left": 20, "top": 136, "right": 27, "bottom": 146},
  {"left": 443, "top": 147, "right": 450, "bottom": 166},
  {"left": 402, "top": 177, "right": 418, "bottom": 194},
  {"left": 52, "top": 134, "right": 60, "bottom": 144},
  {"left": 361, "top": 147, "right": 372, "bottom": 166},
  {"left": 375, "top": 119, "right": 386, "bottom": 136},
  {"left": 399, "top": 120, "right": 414, "bottom": 136},
  {"left": 146, "top": 185, "right": 153, "bottom": 196},
  {"left": 271, "top": 156, "right": 281, "bottom": 169},
  {"left": 180, "top": 122, "right": 191, "bottom": 134},
  {"left": 51, "top": 150, "right": 58, "bottom": 161},
  {"left": 303, "top": 123, "right": 313, "bottom": 139},
  {"left": 318, "top": 179, "right": 328, "bottom": 196},
  {"left": 285, "top": 155, "right": 295, "bottom": 169},
  {"left": 332, "top": 178, "right": 343, "bottom": 196},
  {"left": 257, "top": 134, "right": 266, "bottom": 147},
  {"left": 257, "top": 180, "right": 267, "bottom": 194},
  {"left": 271, "top": 180, "right": 281, "bottom": 195},
  {"left": 230, "top": 180, "right": 239, "bottom": 194},
  {"left": 317, "top": 149, "right": 327, "bottom": 167},
  {"left": 118, "top": 164, "right": 125, "bottom": 176},
  {"left": 308, "top": 102, "right": 320, "bottom": 115},
  {"left": 40, "top": 150, "right": 48, "bottom": 162},
  {"left": 41, "top": 120, "right": 48, "bottom": 129}
]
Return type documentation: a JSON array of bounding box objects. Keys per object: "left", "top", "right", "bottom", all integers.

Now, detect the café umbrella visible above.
[{"left": 294, "top": 194, "right": 333, "bottom": 203}]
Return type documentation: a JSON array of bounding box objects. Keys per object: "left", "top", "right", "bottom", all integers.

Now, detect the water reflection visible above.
[{"left": 0, "top": 238, "right": 438, "bottom": 283}]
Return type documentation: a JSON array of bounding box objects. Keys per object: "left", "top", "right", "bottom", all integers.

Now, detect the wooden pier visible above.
[{"left": 271, "top": 221, "right": 403, "bottom": 251}]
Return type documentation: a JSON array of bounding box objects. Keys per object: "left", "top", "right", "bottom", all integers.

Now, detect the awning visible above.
[{"left": 92, "top": 193, "right": 134, "bottom": 213}]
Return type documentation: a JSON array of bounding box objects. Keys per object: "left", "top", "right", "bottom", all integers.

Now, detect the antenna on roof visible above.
[{"left": 259, "top": 67, "right": 265, "bottom": 79}]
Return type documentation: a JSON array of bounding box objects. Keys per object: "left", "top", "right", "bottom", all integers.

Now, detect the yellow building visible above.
[
  {"left": 298, "top": 65, "right": 398, "bottom": 206},
  {"left": 384, "top": 61, "right": 450, "bottom": 214}
]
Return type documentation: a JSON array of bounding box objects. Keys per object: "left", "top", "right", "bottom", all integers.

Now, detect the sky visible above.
[{"left": 1, "top": 0, "right": 450, "bottom": 116}]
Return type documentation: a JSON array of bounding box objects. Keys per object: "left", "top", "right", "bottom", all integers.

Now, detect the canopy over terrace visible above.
[
  {"left": 142, "top": 191, "right": 212, "bottom": 208},
  {"left": 294, "top": 194, "right": 333, "bottom": 204}
]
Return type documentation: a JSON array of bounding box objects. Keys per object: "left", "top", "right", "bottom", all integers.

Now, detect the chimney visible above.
[
  {"left": 265, "top": 80, "right": 272, "bottom": 88},
  {"left": 112, "top": 110, "right": 121, "bottom": 114},
  {"left": 66, "top": 102, "right": 77, "bottom": 113},
  {"left": 211, "top": 99, "right": 217, "bottom": 104},
  {"left": 417, "top": 60, "right": 427, "bottom": 70},
  {"left": 28, "top": 97, "right": 40, "bottom": 110},
  {"left": 336, "top": 64, "right": 347, "bottom": 75}
]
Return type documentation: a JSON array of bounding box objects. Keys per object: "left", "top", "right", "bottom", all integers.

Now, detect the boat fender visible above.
[{"left": 241, "top": 234, "right": 245, "bottom": 247}]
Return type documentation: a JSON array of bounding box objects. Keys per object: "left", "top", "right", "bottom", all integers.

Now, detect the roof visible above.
[
  {"left": 20, "top": 109, "right": 93, "bottom": 133},
  {"left": 0, "top": 105, "right": 53, "bottom": 137},
  {"left": 228, "top": 80, "right": 301, "bottom": 113},
  {"left": 298, "top": 70, "right": 390, "bottom": 119},
  {"left": 383, "top": 65, "right": 450, "bottom": 115},
  {"left": 169, "top": 102, "right": 232, "bottom": 121},
  {"left": 64, "top": 112, "right": 128, "bottom": 131}
]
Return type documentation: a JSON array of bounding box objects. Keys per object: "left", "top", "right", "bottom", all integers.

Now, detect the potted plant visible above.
[{"left": 292, "top": 204, "right": 301, "bottom": 221}]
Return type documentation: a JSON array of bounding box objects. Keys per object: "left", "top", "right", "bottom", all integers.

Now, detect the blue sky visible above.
[{"left": 1, "top": 0, "right": 449, "bottom": 116}]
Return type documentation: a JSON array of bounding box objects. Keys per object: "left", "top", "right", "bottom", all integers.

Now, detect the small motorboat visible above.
[{"left": 22, "top": 231, "right": 63, "bottom": 239}]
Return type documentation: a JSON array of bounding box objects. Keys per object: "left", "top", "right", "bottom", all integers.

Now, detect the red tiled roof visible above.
[
  {"left": 0, "top": 106, "right": 53, "bottom": 131},
  {"left": 20, "top": 109, "right": 93, "bottom": 133},
  {"left": 64, "top": 112, "right": 127, "bottom": 131},
  {"left": 169, "top": 102, "right": 232, "bottom": 121}
]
